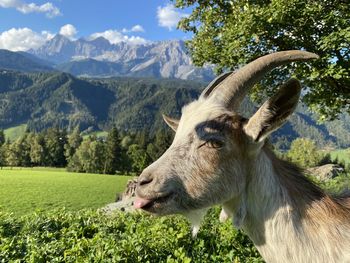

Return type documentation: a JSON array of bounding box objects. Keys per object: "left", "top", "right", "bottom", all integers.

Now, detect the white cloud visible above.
[
  {"left": 59, "top": 24, "right": 77, "bottom": 39},
  {"left": 131, "top": 25, "right": 145, "bottom": 32},
  {"left": 90, "top": 29, "right": 149, "bottom": 45},
  {"left": 41, "top": 30, "right": 54, "bottom": 40},
  {"left": 0, "top": 27, "right": 53, "bottom": 51},
  {"left": 122, "top": 25, "right": 145, "bottom": 33},
  {"left": 127, "top": 36, "right": 149, "bottom": 45},
  {"left": 157, "top": 4, "right": 188, "bottom": 30},
  {"left": 0, "top": 0, "right": 61, "bottom": 18}
]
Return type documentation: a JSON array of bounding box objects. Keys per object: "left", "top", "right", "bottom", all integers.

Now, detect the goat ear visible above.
[
  {"left": 243, "top": 78, "right": 301, "bottom": 143},
  {"left": 162, "top": 114, "right": 179, "bottom": 132}
]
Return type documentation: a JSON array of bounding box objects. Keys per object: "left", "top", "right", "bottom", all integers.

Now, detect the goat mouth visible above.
[{"left": 134, "top": 193, "right": 173, "bottom": 212}]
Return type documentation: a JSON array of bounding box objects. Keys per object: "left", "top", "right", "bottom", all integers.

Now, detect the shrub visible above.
[
  {"left": 287, "top": 138, "right": 323, "bottom": 168},
  {"left": 0, "top": 208, "right": 263, "bottom": 262}
]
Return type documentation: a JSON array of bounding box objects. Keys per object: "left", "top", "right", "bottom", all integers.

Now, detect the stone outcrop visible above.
[
  {"left": 100, "top": 179, "right": 138, "bottom": 214},
  {"left": 307, "top": 164, "right": 344, "bottom": 181}
]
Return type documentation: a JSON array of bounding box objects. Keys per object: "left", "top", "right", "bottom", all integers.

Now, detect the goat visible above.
[{"left": 134, "top": 51, "right": 350, "bottom": 263}]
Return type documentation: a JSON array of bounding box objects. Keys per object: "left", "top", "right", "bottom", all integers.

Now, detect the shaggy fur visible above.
[
  {"left": 135, "top": 51, "right": 349, "bottom": 263},
  {"left": 238, "top": 147, "right": 350, "bottom": 262}
]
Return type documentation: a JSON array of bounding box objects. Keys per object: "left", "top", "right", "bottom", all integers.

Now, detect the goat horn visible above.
[
  {"left": 200, "top": 71, "right": 233, "bottom": 99},
  {"left": 208, "top": 50, "right": 319, "bottom": 110}
]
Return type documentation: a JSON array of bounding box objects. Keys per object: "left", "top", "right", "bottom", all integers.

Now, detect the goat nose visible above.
[{"left": 138, "top": 175, "right": 153, "bottom": 187}]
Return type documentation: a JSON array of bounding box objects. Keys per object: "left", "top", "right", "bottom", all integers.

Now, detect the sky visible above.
[{"left": 0, "top": 0, "right": 192, "bottom": 51}]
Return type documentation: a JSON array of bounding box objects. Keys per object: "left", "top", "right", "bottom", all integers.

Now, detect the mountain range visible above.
[
  {"left": 0, "top": 36, "right": 349, "bottom": 149},
  {"left": 24, "top": 35, "right": 214, "bottom": 81},
  {"left": 0, "top": 70, "right": 349, "bottom": 150},
  {"left": 0, "top": 35, "right": 214, "bottom": 81}
]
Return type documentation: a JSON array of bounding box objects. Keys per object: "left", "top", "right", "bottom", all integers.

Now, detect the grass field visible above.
[
  {"left": 82, "top": 130, "right": 108, "bottom": 139},
  {"left": 0, "top": 168, "right": 131, "bottom": 215},
  {"left": 330, "top": 148, "right": 350, "bottom": 167}
]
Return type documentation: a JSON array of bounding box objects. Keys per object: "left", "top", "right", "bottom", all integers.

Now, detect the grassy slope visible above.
[
  {"left": 82, "top": 130, "right": 108, "bottom": 139},
  {"left": 330, "top": 148, "right": 350, "bottom": 166},
  {"left": 4, "top": 124, "right": 27, "bottom": 141},
  {"left": 0, "top": 168, "right": 131, "bottom": 215}
]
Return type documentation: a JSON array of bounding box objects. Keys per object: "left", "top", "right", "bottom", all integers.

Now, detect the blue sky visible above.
[{"left": 0, "top": 0, "right": 192, "bottom": 51}]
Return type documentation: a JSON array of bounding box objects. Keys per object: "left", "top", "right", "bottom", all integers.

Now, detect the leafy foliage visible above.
[
  {"left": 286, "top": 138, "right": 323, "bottom": 168},
  {"left": 319, "top": 173, "right": 350, "bottom": 193},
  {"left": 175, "top": 0, "right": 350, "bottom": 119},
  {"left": 0, "top": 208, "right": 263, "bottom": 262},
  {"left": 127, "top": 144, "right": 151, "bottom": 174},
  {"left": 330, "top": 148, "right": 350, "bottom": 170},
  {"left": 67, "top": 136, "right": 106, "bottom": 174},
  {"left": 64, "top": 126, "right": 83, "bottom": 163}
]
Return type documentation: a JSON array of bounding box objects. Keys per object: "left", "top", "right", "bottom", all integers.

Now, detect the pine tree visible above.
[
  {"left": 0, "top": 129, "right": 5, "bottom": 146},
  {"left": 146, "top": 130, "right": 173, "bottom": 161},
  {"left": 104, "top": 127, "right": 122, "bottom": 174},
  {"left": 45, "top": 128, "right": 67, "bottom": 167}
]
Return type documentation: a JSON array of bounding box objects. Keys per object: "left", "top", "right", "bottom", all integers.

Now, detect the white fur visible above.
[
  {"left": 175, "top": 99, "right": 228, "bottom": 141},
  {"left": 183, "top": 208, "right": 208, "bottom": 237},
  {"left": 230, "top": 152, "right": 350, "bottom": 263}
]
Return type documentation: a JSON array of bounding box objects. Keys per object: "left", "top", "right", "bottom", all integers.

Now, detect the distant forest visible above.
[
  {"left": 0, "top": 126, "right": 173, "bottom": 175},
  {"left": 0, "top": 70, "right": 350, "bottom": 150}
]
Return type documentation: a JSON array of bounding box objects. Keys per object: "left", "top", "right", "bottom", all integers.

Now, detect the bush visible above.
[
  {"left": 0, "top": 208, "right": 262, "bottom": 262},
  {"left": 287, "top": 138, "right": 323, "bottom": 168},
  {"left": 319, "top": 173, "right": 350, "bottom": 194}
]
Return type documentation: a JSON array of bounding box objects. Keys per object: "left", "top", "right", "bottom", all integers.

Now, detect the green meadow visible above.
[
  {"left": 0, "top": 168, "right": 131, "bottom": 215},
  {"left": 4, "top": 124, "right": 27, "bottom": 141},
  {"left": 330, "top": 148, "right": 350, "bottom": 167}
]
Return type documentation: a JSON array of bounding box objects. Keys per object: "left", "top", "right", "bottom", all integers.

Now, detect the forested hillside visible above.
[
  {"left": 0, "top": 70, "right": 349, "bottom": 149},
  {"left": 0, "top": 50, "right": 53, "bottom": 72}
]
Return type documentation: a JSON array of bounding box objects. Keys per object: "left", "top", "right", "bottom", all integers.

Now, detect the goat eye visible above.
[{"left": 206, "top": 139, "right": 224, "bottom": 149}]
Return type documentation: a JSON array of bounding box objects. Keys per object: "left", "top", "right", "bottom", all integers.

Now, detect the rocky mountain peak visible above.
[{"left": 29, "top": 36, "right": 214, "bottom": 81}]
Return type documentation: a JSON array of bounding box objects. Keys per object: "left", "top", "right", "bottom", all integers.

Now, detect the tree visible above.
[
  {"left": 0, "top": 129, "right": 5, "bottom": 146},
  {"left": 104, "top": 127, "right": 123, "bottom": 174},
  {"left": 127, "top": 144, "right": 151, "bottom": 173},
  {"left": 146, "top": 130, "right": 173, "bottom": 161},
  {"left": 29, "top": 133, "right": 47, "bottom": 166},
  {"left": 5, "top": 134, "right": 31, "bottom": 167},
  {"left": 86, "top": 140, "right": 106, "bottom": 174},
  {"left": 287, "top": 138, "right": 322, "bottom": 168},
  {"left": 5, "top": 144, "right": 16, "bottom": 167},
  {"left": 45, "top": 128, "right": 67, "bottom": 167},
  {"left": 67, "top": 137, "right": 91, "bottom": 173},
  {"left": 6, "top": 137, "right": 30, "bottom": 166},
  {"left": 64, "top": 126, "right": 83, "bottom": 162},
  {"left": 67, "top": 136, "right": 106, "bottom": 174},
  {"left": 176, "top": 0, "right": 350, "bottom": 119}
]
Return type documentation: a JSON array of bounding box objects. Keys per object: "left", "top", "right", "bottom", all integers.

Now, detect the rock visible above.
[
  {"left": 101, "top": 178, "right": 138, "bottom": 214},
  {"left": 116, "top": 179, "right": 138, "bottom": 202},
  {"left": 100, "top": 197, "right": 136, "bottom": 214},
  {"left": 307, "top": 164, "right": 344, "bottom": 181}
]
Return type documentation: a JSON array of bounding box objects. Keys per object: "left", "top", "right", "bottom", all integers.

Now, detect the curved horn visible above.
[
  {"left": 200, "top": 71, "right": 233, "bottom": 99},
  {"left": 208, "top": 50, "right": 319, "bottom": 110}
]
